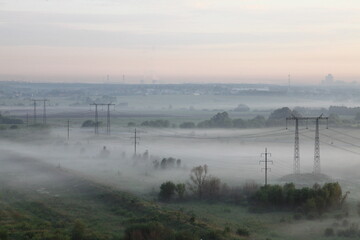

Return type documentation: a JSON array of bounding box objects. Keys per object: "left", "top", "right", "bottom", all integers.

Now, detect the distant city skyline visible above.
[{"left": 1, "top": 0, "right": 360, "bottom": 84}]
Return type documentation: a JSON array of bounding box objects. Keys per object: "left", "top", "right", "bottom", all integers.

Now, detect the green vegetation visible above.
[
  {"left": 81, "top": 119, "right": 96, "bottom": 127},
  {"left": 159, "top": 181, "right": 176, "bottom": 201},
  {"left": 252, "top": 183, "right": 343, "bottom": 216},
  {"left": 141, "top": 120, "right": 170, "bottom": 128}
]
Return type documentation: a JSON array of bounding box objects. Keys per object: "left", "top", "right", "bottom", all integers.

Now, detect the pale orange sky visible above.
[{"left": 1, "top": 0, "right": 360, "bottom": 84}]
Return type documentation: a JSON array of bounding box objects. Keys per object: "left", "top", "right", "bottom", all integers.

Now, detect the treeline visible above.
[
  {"left": 196, "top": 107, "right": 298, "bottom": 128},
  {"left": 153, "top": 157, "right": 182, "bottom": 170},
  {"left": 141, "top": 119, "right": 170, "bottom": 128},
  {"left": 0, "top": 114, "right": 23, "bottom": 124},
  {"left": 128, "top": 107, "right": 301, "bottom": 129},
  {"left": 158, "top": 166, "right": 344, "bottom": 218},
  {"left": 251, "top": 182, "right": 342, "bottom": 216},
  {"left": 125, "top": 106, "right": 360, "bottom": 129},
  {"left": 158, "top": 165, "right": 259, "bottom": 203}
]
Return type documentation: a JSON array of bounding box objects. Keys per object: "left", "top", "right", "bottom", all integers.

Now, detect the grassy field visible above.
[{"left": 0, "top": 154, "right": 231, "bottom": 240}]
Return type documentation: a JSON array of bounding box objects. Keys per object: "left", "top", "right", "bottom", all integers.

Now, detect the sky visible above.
[{"left": 1, "top": 0, "right": 360, "bottom": 84}]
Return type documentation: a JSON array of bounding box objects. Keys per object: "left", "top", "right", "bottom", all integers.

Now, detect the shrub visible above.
[
  {"left": 236, "top": 227, "right": 250, "bottom": 237},
  {"left": 324, "top": 228, "right": 334, "bottom": 237},
  {"left": 123, "top": 222, "right": 175, "bottom": 240},
  {"left": 81, "top": 120, "right": 96, "bottom": 128},
  {"left": 0, "top": 228, "right": 8, "bottom": 240},
  {"left": 141, "top": 120, "right": 170, "bottom": 128}
]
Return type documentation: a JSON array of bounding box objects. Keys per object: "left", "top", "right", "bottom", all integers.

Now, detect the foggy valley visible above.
[
  {"left": 1, "top": 82, "right": 360, "bottom": 239},
  {"left": 2, "top": 0, "right": 360, "bottom": 239}
]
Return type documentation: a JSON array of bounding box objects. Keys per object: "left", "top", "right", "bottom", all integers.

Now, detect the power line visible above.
[
  {"left": 300, "top": 132, "right": 360, "bottom": 156},
  {"left": 327, "top": 128, "right": 360, "bottom": 142}
]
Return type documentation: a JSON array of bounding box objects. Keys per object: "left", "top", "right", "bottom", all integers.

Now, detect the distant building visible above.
[{"left": 322, "top": 74, "right": 334, "bottom": 84}]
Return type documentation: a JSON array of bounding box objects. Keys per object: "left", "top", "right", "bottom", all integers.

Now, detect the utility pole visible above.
[
  {"left": 106, "top": 103, "right": 115, "bottom": 135},
  {"left": 131, "top": 128, "right": 140, "bottom": 156},
  {"left": 31, "top": 99, "right": 48, "bottom": 124},
  {"left": 43, "top": 100, "right": 46, "bottom": 124},
  {"left": 90, "top": 103, "right": 99, "bottom": 135},
  {"left": 67, "top": 120, "right": 70, "bottom": 141},
  {"left": 294, "top": 118, "right": 300, "bottom": 174},
  {"left": 90, "top": 103, "right": 114, "bottom": 135},
  {"left": 33, "top": 100, "right": 37, "bottom": 124},
  {"left": 260, "top": 148, "right": 273, "bottom": 186},
  {"left": 286, "top": 114, "right": 328, "bottom": 175},
  {"left": 314, "top": 114, "right": 328, "bottom": 174}
]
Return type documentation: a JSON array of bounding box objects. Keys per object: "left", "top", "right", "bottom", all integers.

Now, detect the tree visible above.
[
  {"left": 209, "top": 112, "right": 232, "bottom": 128},
  {"left": 197, "top": 112, "right": 232, "bottom": 128},
  {"left": 267, "top": 107, "right": 301, "bottom": 126},
  {"left": 159, "top": 181, "right": 176, "bottom": 201},
  {"left": 203, "top": 176, "right": 221, "bottom": 199},
  {"left": 188, "top": 165, "right": 208, "bottom": 198},
  {"left": 81, "top": 120, "right": 96, "bottom": 128},
  {"left": 232, "top": 118, "right": 246, "bottom": 128},
  {"left": 175, "top": 183, "right": 186, "bottom": 200}
]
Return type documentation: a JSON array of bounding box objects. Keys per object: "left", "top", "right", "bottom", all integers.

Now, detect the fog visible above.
[{"left": 2, "top": 123, "right": 360, "bottom": 200}]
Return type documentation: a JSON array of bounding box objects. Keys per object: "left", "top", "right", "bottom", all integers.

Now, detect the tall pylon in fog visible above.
[
  {"left": 31, "top": 99, "right": 48, "bottom": 124},
  {"left": 260, "top": 148, "right": 273, "bottom": 186},
  {"left": 90, "top": 103, "right": 115, "bottom": 135},
  {"left": 286, "top": 114, "right": 328, "bottom": 175},
  {"left": 131, "top": 128, "right": 140, "bottom": 156}
]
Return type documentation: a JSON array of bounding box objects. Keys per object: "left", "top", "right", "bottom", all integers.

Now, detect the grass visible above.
[{"left": 0, "top": 155, "right": 238, "bottom": 239}]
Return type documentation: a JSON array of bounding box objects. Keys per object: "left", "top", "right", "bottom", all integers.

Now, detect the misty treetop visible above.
[{"left": 195, "top": 108, "right": 295, "bottom": 128}]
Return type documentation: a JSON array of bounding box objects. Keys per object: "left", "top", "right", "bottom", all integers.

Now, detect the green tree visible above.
[
  {"left": 175, "top": 184, "right": 186, "bottom": 200},
  {"left": 159, "top": 181, "right": 176, "bottom": 201}
]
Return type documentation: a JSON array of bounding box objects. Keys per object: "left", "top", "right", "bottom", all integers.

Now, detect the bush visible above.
[
  {"left": 81, "top": 120, "right": 96, "bottom": 128},
  {"left": 123, "top": 222, "right": 175, "bottom": 240},
  {"left": 0, "top": 228, "right": 8, "bottom": 240},
  {"left": 324, "top": 228, "right": 334, "bottom": 237},
  {"left": 236, "top": 227, "right": 250, "bottom": 237},
  {"left": 175, "top": 231, "right": 196, "bottom": 240},
  {"left": 128, "top": 122, "right": 136, "bottom": 127},
  {"left": 141, "top": 120, "right": 170, "bottom": 128}
]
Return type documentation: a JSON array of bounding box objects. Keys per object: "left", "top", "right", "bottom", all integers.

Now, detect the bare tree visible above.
[{"left": 188, "top": 165, "right": 208, "bottom": 198}]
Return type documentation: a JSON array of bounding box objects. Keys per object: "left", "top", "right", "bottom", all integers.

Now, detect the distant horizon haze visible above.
[{"left": 1, "top": 0, "right": 360, "bottom": 84}]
